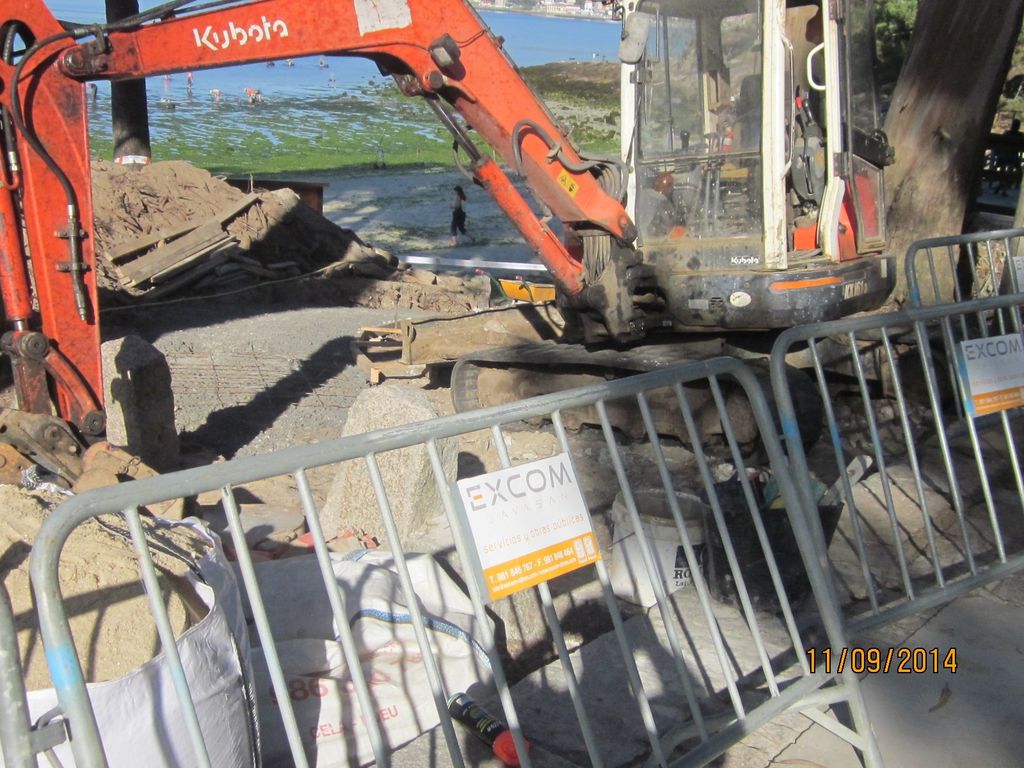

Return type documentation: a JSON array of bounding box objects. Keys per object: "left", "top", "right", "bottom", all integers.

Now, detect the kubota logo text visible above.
[{"left": 193, "top": 16, "right": 289, "bottom": 51}]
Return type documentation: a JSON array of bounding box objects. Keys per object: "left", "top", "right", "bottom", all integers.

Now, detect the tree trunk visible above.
[
  {"left": 106, "top": 0, "right": 152, "bottom": 163},
  {"left": 883, "top": 0, "right": 1024, "bottom": 303}
]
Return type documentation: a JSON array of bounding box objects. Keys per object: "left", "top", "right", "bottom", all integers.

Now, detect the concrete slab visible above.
[
  {"left": 760, "top": 576, "right": 1024, "bottom": 767},
  {"left": 348, "top": 573, "right": 1024, "bottom": 768}
]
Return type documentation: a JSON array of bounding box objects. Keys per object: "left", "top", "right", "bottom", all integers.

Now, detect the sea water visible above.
[
  {"left": 46, "top": 1, "right": 619, "bottom": 170},
  {"left": 51, "top": 2, "right": 618, "bottom": 99}
]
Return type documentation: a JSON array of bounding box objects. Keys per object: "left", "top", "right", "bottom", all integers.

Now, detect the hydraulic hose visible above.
[{"left": 510, "top": 118, "right": 627, "bottom": 201}]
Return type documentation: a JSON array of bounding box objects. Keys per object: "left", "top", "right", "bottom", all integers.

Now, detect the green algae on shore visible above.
[{"left": 87, "top": 62, "right": 619, "bottom": 177}]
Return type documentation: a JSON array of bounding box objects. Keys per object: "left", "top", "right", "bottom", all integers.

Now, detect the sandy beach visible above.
[{"left": 312, "top": 166, "right": 544, "bottom": 265}]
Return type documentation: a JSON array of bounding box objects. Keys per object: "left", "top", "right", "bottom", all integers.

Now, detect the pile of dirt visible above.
[
  {"left": 89, "top": 160, "right": 494, "bottom": 312},
  {"left": 0, "top": 484, "right": 212, "bottom": 690},
  {"left": 90, "top": 160, "right": 392, "bottom": 302}
]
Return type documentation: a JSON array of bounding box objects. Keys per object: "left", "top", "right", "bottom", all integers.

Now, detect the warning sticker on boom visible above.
[
  {"left": 354, "top": 0, "right": 412, "bottom": 35},
  {"left": 557, "top": 170, "right": 580, "bottom": 198}
]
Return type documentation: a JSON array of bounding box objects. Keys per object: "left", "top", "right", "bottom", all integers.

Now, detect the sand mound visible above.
[{"left": 0, "top": 485, "right": 212, "bottom": 690}]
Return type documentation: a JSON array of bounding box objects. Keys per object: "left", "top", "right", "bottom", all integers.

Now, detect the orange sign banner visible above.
[{"left": 482, "top": 533, "right": 600, "bottom": 601}]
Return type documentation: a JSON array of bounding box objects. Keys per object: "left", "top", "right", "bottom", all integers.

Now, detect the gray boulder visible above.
[{"left": 319, "top": 383, "right": 457, "bottom": 548}]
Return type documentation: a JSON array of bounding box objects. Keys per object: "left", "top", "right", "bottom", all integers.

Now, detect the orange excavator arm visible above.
[{"left": 0, "top": 0, "right": 643, "bottom": 477}]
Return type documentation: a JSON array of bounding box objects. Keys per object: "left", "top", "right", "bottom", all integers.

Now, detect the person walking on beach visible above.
[{"left": 450, "top": 185, "right": 469, "bottom": 245}]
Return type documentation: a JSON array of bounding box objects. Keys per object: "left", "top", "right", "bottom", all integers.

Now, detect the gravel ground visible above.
[{"left": 103, "top": 296, "right": 437, "bottom": 461}]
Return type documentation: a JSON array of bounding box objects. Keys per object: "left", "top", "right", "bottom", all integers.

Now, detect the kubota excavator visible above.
[{"left": 0, "top": 0, "right": 892, "bottom": 481}]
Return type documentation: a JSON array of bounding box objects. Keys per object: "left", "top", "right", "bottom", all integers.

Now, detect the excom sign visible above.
[
  {"left": 454, "top": 454, "right": 600, "bottom": 601},
  {"left": 957, "top": 333, "right": 1024, "bottom": 416}
]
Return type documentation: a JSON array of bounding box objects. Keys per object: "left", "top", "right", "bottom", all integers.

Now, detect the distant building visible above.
[{"left": 469, "top": 0, "right": 614, "bottom": 17}]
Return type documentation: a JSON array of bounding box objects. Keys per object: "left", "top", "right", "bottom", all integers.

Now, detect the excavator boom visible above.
[{"left": 0, "top": 0, "right": 641, "bottom": 478}]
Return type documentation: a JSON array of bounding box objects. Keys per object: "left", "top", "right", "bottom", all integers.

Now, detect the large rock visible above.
[
  {"left": 319, "top": 383, "right": 457, "bottom": 547},
  {"left": 101, "top": 335, "right": 179, "bottom": 471}
]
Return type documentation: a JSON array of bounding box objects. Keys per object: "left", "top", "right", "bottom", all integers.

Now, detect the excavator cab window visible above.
[
  {"left": 625, "top": 0, "right": 889, "bottom": 266},
  {"left": 784, "top": 0, "right": 889, "bottom": 259},
  {"left": 843, "top": 0, "right": 888, "bottom": 251},
  {"left": 630, "top": 0, "right": 764, "bottom": 249}
]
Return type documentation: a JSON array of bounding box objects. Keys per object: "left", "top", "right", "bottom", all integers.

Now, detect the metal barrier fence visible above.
[
  {"left": 0, "top": 582, "right": 68, "bottom": 767},
  {"left": 21, "top": 357, "right": 880, "bottom": 767},
  {"left": 771, "top": 293, "right": 1024, "bottom": 635},
  {"left": 905, "top": 228, "right": 1024, "bottom": 307}
]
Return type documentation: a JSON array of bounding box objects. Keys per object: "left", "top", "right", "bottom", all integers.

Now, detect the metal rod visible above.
[
  {"left": 880, "top": 327, "right": 945, "bottom": 587},
  {"left": 294, "top": 467, "right": 390, "bottom": 766},
  {"left": 847, "top": 330, "right": 916, "bottom": 600},
  {"left": 918, "top": 316, "right": 976, "bottom": 574},
  {"left": 489, "top": 423, "right": 605, "bottom": 768},
  {"left": 807, "top": 340, "right": 879, "bottom": 611},
  {"left": 220, "top": 485, "right": 310, "bottom": 768},
  {"left": 30, "top": 514, "right": 109, "bottom": 767},
  {"left": 366, "top": 452, "right": 466, "bottom": 768},
  {"left": 704, "top": 376, "right": 782, "bottom": 695},
  {"left": 123, "top": 507, "right": 211, "bottom": 768},
  {"left": 425, "top": 439, "right": 531, "bottom": 768},
  {"left": 629, "top": 391, "right": 711, "bottom": 734},
  {"left": 960, "top": 401, "right": 1008, "bottom": 562},
  {"left": 724, "top": 361, "right": 883, "bottom": 768},
  {"left": 595, "top": 399, "right": 670, "bottom": 765},
  {"left": 669, "top": 383, "right": 749, "bottom": 714},
  {"left": 0, "top": 583, "right": 37, "bottom": 768}
]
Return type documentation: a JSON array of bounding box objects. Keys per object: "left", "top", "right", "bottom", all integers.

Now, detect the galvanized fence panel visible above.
[
  {"left": 0, "top": 582, "right": 34, "bottom": 768},
  {"left": 905, "top": 227, "right": 1024, "bottom": 307},
  {"left": 771, "top": 293, "right": 1024, "bottom": 635},
  {"left": 27, "top": 358, "right": 879, "bottom": 767},
  {"left": 0, "top": 581, "right": 69, "bottom": 767}
]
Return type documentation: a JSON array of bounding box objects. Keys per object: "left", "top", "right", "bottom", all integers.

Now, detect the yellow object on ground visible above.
[{"left": 498, "top": 278, "right": 556, "bottom": 302}]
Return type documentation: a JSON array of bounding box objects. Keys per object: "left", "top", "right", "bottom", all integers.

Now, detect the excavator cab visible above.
[{"left": 619, "top": 0, "right": 894, "bottom": 330}]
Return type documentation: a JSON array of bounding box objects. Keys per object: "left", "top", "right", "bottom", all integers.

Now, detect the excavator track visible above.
[
  {"left": 451, "top": 340, "right": 717, "bottom": 411},
  {"left": 450, "top": 339, "right": 824, "bottom": 453}
]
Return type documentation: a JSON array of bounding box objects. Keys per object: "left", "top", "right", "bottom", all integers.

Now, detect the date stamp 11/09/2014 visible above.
[{"left": 806, "top": 646, "right": 958, "bottom": 675}]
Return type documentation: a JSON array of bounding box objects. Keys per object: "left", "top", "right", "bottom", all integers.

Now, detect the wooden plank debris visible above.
[
  {"left": 118, "top": 222, "right": 231, "bottom": 286},
  {"left": 105, "top": 219, "right": 202, "bottom": 264},
  {"left": 104, "top": 193, "right": 259, "bottom": 264},
  {"left": 140, "top": 243, "right": 241, "bottom": 301},
  {"left": 231, "top": 255, "right": 280, "bottom": 280},
  {"left": 99, "top": 184, "right": 394, "bottom": 302}
]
